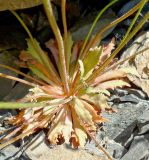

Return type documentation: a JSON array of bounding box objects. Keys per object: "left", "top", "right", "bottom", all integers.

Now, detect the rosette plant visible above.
[{"left": 0, "top": 0, "right": 149, "bottom": 159}]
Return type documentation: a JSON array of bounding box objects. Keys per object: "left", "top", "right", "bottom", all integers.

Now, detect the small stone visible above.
[
  {"left": 102, "top": 100, "right": 149, "bottom": 140},
  {"left": 0, "top": 52, "right": 18, "bottom": 100},
  {"left": 3, "top": 82, "right": 30, "bottom": 101}
]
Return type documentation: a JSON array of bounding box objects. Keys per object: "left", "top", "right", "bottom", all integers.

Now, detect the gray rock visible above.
[
  {"left": 110, "top": 88, "right": 147, "bottom": 104},
  {"left": 137, "top": 109, "right": 149, "bottom": 135},
  {"left": 120, "top": 135, "right": 149, "bottom": 160},
  {"left": 118, "top": 0, "right": 141, "bottom": 17},
  {"left": 0, "top": 145, "right": 20, "bottom": 160},
  {"left": 102, "top": 101, "right": 149, "bottom": 139},
  {"left": 70, "top": 10, "right": 116, "bottom": 42},
  {"left": 0, "top": 52, "right": 18, "bottom": 100},
  {"left": 86, "top": 138, "right": 126, "bottom": 160},
  {"left": 127, "top": 89, "right": 147, "bottom": 100},
  {"left": 141, "top": 153, "right": 149, "bottom": 160},
  {"left": 118, "top": 94, "right": 140, "bottom": 104},
  {"left": 3, "top": 82, "right": 30, "bottom": 101},
  {"left": 114, "top": 121, "right": 137, "bottom": 147}
]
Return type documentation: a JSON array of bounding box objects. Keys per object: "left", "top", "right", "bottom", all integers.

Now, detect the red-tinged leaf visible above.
[
  {"left": 73, "top": 98, "right": 96, "bottom": 132},
  {"left": 82, "top": 100, "right": 108, "bottom": 123},
  {"left": 47, "top": 106, "right": 73, "bottom": 144},
  {"left": 97, "top": 79, "right": 131, "bottom": 90},
  {"left": 93, "top": 67, "right": 138, "bottom": 86},
  {"left": 29, "top": 65, "right": 55, "bottom": 85},
  {"left": 19, "top": 50, "right": 32, "bottom": 61},
  {"left": 29, "top": 61, "right": 55, "bottom": 83},
  {"left": 100, "top": 38, "right": 115, "bottom": 62},
  {"left": 93, "top": 70, "right": 126, "bottom": 86},
  {"left": 82, "top": 94, "right": 111, "bottom": 111},
  {"left": 45, "top": 39, "right": 59, "bottom": 65},
  {"left": 41, "top": 85, "right": 63, "bottom": 96},
  {"left": 71, "top": 107, "right": 87, "bottom": 148}
]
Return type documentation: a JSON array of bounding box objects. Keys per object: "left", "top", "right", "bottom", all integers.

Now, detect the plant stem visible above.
[
  {"left": 72, "top": 0, "right": 118, "bottom": 81},
  {"left": 0, "top": 73, "right": 36, "bottom": 87},
  {"left": 79, "top": 0, "right": 118, "bottom": 60},
  {"left": 73, "top": 0, "right": 143, "bottom": 89},
  {"left": 61, "top": 0, "right": 68, "bottom": 70},
  {"left": 119, "top": 0, "right": 147, "bottom": 45},
  {"left": 0, "top": 64, "right": 47, "bottom": 86},
  {"left": 79, "top": 120, "right": 113, "bottom": 160},
  {"left": 43, "top": 0, "right": 69, "bottom": 94},
  {"left": 87, "top": 11, "right": 149, "bottom": 84},
  {"left": 11, "top": 11, "right": 61, "bottom": 85},
  {"left": 82, "top": 1, "right": 143, "bottom": 58}
]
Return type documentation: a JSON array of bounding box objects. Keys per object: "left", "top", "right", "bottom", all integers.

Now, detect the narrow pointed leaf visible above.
[{"left": 0, "top": 102, "right": 42, "bottom": 109}]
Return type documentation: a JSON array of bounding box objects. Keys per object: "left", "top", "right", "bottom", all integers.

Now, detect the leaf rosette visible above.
[{"left": 0, "top": 0, "right": 149, "bottom": 159}]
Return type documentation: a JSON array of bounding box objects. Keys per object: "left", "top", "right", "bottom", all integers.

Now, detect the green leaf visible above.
[
  {"left": 0, "top": 0, "right": 42, "bottom": 11},
  {"left": 83, "top": 46, "right": 102, "bottom": 78},
  {"left": 0, "top": 102, "right": 42, "bottom": 109},
  {"left": 73, "top": 98, "right": 94, "bottom": 126},
  {"left": 29, "top": 65, "right": 53, "bottom": 85},
  {"left": 84, "top": 93, "right": 110, "bottom": 111},
  {"left": 27, "top": 39, "right": 60, "bottom": 84},
  {"left": 0, "top": 97, "right": 72, "bottom": 109},
  {"left": 27, "top": 38, "right": 53, "bottom": 70},
  {"left": 27, "top": 39, "right": 42, "bottom": 64}
]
